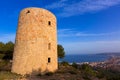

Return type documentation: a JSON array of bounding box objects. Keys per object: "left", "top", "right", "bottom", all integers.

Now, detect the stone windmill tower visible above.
[{"left": 12, "top": 7, "right": 58, "bottom": 75}]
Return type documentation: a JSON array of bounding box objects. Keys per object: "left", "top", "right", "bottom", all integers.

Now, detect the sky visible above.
[{"left": 0, "top": 0, "right": 120, "bottom": 54}]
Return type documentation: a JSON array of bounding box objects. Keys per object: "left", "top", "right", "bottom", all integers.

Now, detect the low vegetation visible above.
[
  {"left": 26, "top": 62, "right": 119, "bottom": 80},
  {"left": 0, "top": 60, "right": 120, "bottom": 80},
  {"left": 0, "top": 71, "right": 21, "bottom": 80}
]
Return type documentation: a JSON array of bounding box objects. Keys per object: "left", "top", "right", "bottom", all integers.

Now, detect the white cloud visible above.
[
  {"left": 62, "top": 0, "right": 120, "bottom": 17},
  {"left": 0, "top": 34, "right": 15, "bottom": 43},
  {"left": 58, "top": 29, "right": 72, "bottom": 32},
  {"left": 46, "top": 0, "right": 120, "bottom": 17},
  {"left": 45, "top": 0, "right": 68, "bottom": 9},
  {"left": 58, "top": 29, "right": 120, "bottom": 37}
]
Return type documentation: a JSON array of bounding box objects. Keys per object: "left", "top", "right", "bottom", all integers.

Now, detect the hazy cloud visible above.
[{"left": 63, "top": 41, "right": 120, "bottom": 54}]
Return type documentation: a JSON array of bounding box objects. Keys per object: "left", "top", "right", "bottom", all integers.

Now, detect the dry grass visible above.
[{"left": 0, "top": 71, "right": 21, "bottom": 80}]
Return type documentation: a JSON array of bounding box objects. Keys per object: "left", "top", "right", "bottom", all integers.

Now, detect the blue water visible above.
[{"left": 59, "top": 54, "right": 110, "bottom": 63}]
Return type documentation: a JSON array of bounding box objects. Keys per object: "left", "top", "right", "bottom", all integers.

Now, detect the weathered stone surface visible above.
[{"left": 11, "top": 7, "right": 58, "bottom": 75}]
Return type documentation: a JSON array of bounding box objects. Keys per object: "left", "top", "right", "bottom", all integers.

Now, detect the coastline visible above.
[{"left": 59, "top": 53, "right": 111, "bottom": 63}]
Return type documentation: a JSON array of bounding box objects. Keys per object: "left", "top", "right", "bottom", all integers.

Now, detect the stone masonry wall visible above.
[{"left": 11, "top": 8, "right": 58, "bottom": 75}]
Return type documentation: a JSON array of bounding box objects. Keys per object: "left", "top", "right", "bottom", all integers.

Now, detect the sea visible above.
[{"left": 59, "top": 54, "right": 110, "bottom": 63}]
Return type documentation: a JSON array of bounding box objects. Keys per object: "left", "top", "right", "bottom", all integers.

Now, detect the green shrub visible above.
[
  {"left": 82, "top": 75, "right": 91, "bottom": 80},
  {"left": 45, "top": 72, "right": 54, "bottom": 76},
  {"left": 60, "top": 61, "right": 69, "bottom": 66},
  {"left": 56, "top": 70, "right": 66, "bottom": 73},
  {"left": 96, "top": 72, "right": 105, "bottom": 79},
  {"left": 80, "top": 64, "right": 96, "bottom": 76},
  {"left": 37, "top": 73, "right": 42, "bottom": 76},
  {"left": 0, "top": 54, "right": 5, "bottom": 59},
  {"left": 71, "top": 62, "right": 78, "bottom": 69},
  {"left": 68, "top": 70, "right": 77, "bottom": 74},
  {"left": 0, "top": 60, "right": 11, "bottom": 71}
]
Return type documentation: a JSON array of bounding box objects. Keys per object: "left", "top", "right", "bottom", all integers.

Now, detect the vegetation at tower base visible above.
[
  {"left": 0, "top": 41, "right": 14, "bottom": 60},
  {"left": 57, "top": 44, "right": 65, "bottom": 59}
]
